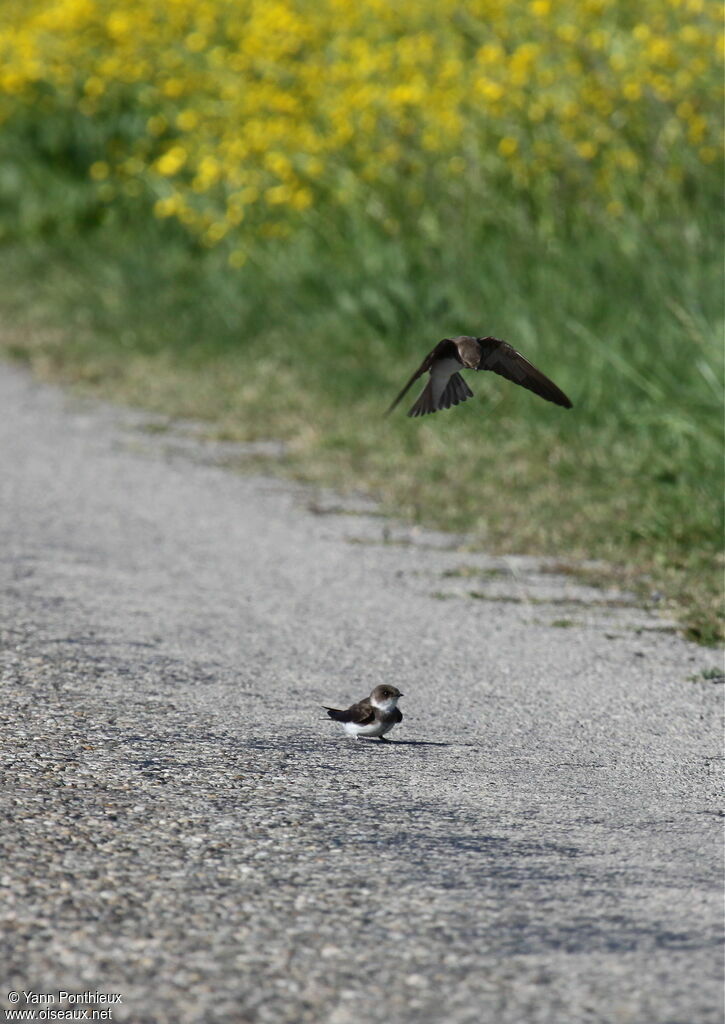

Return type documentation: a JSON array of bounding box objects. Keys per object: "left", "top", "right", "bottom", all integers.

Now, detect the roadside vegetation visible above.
[{"left": 0, "top": 0, "right": 722, "bottom": 641}]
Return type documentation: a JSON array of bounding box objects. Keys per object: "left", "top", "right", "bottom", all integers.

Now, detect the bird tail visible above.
[
  {"left": 408, "top": 380, "right": 437, "bottom": 417},
  {"left": 408, "top": 372, "right": 473, "bottom": 417},
  {"left": 443, "top": 372, "right": 474, "bottom": 409},
  {"left": 322, "top": 706, "right": 348, "bottom": 722}
]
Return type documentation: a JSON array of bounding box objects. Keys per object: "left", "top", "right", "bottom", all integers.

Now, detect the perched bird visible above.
[
  {"left": 386, "top": 335, "right": 572, "bottom": 417},
  {"left": 323, "top": 684, "right": 403, "bottom": 742}
]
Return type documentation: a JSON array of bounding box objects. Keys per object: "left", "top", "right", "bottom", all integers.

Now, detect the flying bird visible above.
[
  {"left": 323, "top": 684, "right": 403, "bottom": 742},
  {"left": 386, "top": 335, "right": 572, "bottom": 417}
]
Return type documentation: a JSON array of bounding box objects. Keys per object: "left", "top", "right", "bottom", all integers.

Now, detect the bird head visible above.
[{"left": 370, "top": 685, "right": 403, "bottom": 711}]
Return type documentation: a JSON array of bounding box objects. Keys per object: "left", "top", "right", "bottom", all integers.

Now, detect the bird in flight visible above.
[
  {"left": 323, "top": 684, "right": 403, "bottom": 742},
  {"left": 386, "top": 335, "right": 572, "bottom": 417}
]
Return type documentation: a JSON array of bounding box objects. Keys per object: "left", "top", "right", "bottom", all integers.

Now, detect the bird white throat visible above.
[{"left": 370, "top": 694, "right": 400, "bottom": 714}]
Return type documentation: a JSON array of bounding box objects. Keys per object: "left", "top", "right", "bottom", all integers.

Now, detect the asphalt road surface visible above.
[{"left": 1, "top": 363, "right": 722, "bottom": 1024}]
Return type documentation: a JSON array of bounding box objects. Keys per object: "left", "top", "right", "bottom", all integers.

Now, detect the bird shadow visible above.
[{"left": 358, "top": 738, "right": 452, "bottom": 748}]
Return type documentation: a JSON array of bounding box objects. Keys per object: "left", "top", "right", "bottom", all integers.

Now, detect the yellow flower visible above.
[
  {"left": 154, "top": 196, "right": 179, "bottom": 218},
  {"left": 83, "top": 76, "right": 104, "bottom": 97},
  {"left": 476, "top": 78, "right": 504, "bottom": 102},
  {"left": 498, "top": 137, "right": 518, "bottom": 157},
  {"left": 147, "top": 115, "right": 167, "bottom": 136},
  {"left": 264, "top": 184, "right": 292, "bottom": 205},
  {"left": 576, "top": 141, "right": 597, "bottom": 160},
  {"left": 176, "top": 109, "right": 199, "bottom": 131},
  {"left": 530, "top": 0, "right": 550, "bottom": 16},
  {"left": 0, "top": 0, "right": 719, "bottom": 248},
  {"left": 290, "top": 187, "right": 312, "bottom": 210},
  {"left": 203, "top": 221, "right": 228, "bottom": 243},
  {"left": 185, "top": 33, "right": 207, "bottom": 53},
  {"left": 155, "top": 146, "right": 187, "bottom": 176},
  {"left": 228, "top": 249, "right": 247, "bottom": 268},
  {"left": 89, "top": 160, "right": 110, "bottom": 180},
  {"left": 163, "top": 78, "right": 184, "bottom": 99}
]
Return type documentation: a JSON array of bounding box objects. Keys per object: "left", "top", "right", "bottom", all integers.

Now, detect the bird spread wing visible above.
[
  {"left": 323, "top": 699, "right": 376, "bottom": 725},
  {"left": 385, "top": 339, "right": 459, "bottom": 416},
  {"left": 476, "top": 337, "right": 572, "bottom": 409}
]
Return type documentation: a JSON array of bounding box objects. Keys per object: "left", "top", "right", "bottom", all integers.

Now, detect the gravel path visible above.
[{"left": 1, "top": 363, "right": 722, "bottom": 1024}]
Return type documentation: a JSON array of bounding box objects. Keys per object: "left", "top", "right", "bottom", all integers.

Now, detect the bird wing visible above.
[
  {"left": 393, "top": 708, "right": 403, "bottom": 724},
  {"left": 385, "top": 339, "right": 459, "bottom": 416},
  {"left": 322, "top": 699, "right": 376, "bottom": 725},
  {"left": 476, "top": 337, "right": 572, "bottom": 409}
]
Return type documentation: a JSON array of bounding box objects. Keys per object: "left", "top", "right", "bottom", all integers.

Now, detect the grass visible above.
[{"left": 0, "top": 192, "right": 722, "bottom": 644}]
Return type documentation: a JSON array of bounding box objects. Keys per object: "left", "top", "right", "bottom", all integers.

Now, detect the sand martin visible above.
[
  {"left": 386, "top": 335, "right": 572, "bottom": 417},
  {"left": 323, "top": 685, "right": 403, "bottom": 741}
]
